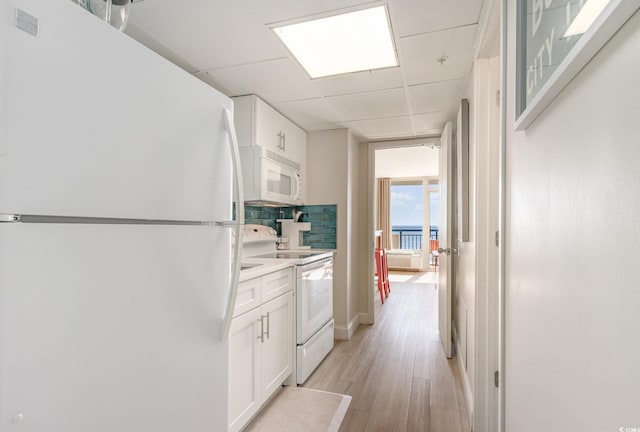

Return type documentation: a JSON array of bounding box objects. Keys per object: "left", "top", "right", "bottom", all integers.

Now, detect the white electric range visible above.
[{"left": 242, "top": 224, "right": 335, "bottom": 384}]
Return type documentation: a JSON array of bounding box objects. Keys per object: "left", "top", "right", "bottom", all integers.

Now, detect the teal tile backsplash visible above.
[{"left": 245, "top": 205, "right": 337, "bottom": 249}]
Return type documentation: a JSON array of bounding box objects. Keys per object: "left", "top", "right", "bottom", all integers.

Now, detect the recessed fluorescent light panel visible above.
[
  {"left": 272, "top": 5, "right": 398, "bottom": 79},
  {"left": 563, "top": 0, "right": 611, "bottom": 37}
]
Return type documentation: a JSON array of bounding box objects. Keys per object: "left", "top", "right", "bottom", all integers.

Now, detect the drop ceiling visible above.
[{"left": 125, "top": 0, "right": 485, "bottom": 141}]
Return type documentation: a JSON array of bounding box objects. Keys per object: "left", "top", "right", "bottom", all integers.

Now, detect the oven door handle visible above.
[{"left": 299, "top": 258, "right": 333, "bottom": 273}]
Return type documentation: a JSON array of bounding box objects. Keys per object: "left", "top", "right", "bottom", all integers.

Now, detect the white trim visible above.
[
  {"left": 515, "top": 0, "right": 640, "bottom": 130},
  {"left": 327, "top": 393, "right": 352, "bottom": 432},
  {"left": 498, "top": 1, "right": 508, "bottom": 430},
  {"left": 366, "top": 139, "right": 439, "bottom": 325},
  {"left": 333, "top": 314, "right": 361, "bottom": 340},
  {"left": 470, "top": 55, "right": 502, "bottom": 432},
  {"left": 474, "top": 0, "right": 498, "bottom": 59},
  {"left": 359, "top": 310, "right": 373, "bottom": 326},
  {"left": 455, "top": 339, "right": 474, "bottom": 427}
]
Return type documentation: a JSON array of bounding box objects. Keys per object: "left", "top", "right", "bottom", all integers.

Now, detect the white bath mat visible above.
[{"left": 245, "top": 387, "right": 352, "bottom": 432}]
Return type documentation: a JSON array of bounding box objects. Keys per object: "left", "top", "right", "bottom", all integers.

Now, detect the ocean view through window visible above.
[{"left": 390, "top": 183, "right": 438, "bottom": 250}]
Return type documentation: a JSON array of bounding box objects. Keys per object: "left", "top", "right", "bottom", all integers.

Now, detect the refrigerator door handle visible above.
[
  {"left": 220, "top": 107, "right": 245, "bottom": 341},
  {"left": 0, "top": 214, "right": 20, "bottom": 222}
]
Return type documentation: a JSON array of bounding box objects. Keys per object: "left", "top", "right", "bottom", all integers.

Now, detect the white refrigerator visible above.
[{"left": 0, "top": 1, "right": 244, "bottom": 431}]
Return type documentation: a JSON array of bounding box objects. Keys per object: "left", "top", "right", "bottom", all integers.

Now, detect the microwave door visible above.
[{"left": 263, "top": 161, "right": 294, "bottom": 204}]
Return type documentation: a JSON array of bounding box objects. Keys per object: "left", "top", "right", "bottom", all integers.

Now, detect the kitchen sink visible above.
[{"left": 240, "top": 263, "right": 262, "bottom": 271}]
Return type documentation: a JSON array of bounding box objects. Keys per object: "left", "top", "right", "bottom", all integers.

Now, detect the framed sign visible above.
[{"left": 515, "top": 0, "right": 639, "bottom": 130}]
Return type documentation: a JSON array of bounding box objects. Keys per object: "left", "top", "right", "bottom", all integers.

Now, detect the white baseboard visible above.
[
  {"left": 455, "top": 337, "right": 474, "bottom": 427},
  {"left": 359, "top": 310, "right": 373, "bottom": 326},
  {"left": 334, "top": 314, "right": 362, "bottom": 340}
]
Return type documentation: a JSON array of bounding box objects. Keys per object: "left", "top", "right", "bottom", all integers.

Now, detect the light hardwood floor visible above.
[{"left": 303, "top": 271, "right": 471, "bottom": 432}]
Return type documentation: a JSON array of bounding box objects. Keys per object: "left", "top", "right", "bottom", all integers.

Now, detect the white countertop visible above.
[
  {"left": 239, "top": 260, "right": 295, "bottom": 282},
  {"left": 239, "top": 249, "right": 336, "bottom": 281}
]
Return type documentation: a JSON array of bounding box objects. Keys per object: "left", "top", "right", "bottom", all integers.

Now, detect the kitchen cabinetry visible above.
[
  {"left": 229, "top": 268, "right": 294, "bottom": 432},
  {"left": 233, "top": 95, "right": 307, "bottom": 205},
  {"left": 234, "top": 95, "right": 307, "bottom": 168}
]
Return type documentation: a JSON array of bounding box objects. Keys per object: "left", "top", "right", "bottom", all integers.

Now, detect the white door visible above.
[{"left": 438, "top": 122, "right": 455, "bottom": 358}]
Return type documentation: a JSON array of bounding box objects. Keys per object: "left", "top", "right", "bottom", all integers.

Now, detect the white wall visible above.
[
  {"left": 505, "top": 8, "right": 640, "bottom": 431},
  {"left": 307, "top": 128, "right": 363, "bottom": 339},
  {"left": 375, "top": 146, "right": 439, "bottom": 178}
]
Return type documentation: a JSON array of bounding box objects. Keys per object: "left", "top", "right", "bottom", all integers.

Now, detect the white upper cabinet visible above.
[
  {"left": 232, "top": 95, "right": 307, "bottom": 205},
  {"left": 233, "top": 95, "right": 307, "bottom": 169},
  {"left": 254, "top": 98, "right": 287, "bottom": 155}
]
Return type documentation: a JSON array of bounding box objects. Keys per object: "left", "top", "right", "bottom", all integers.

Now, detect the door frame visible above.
[
  {"left": 365, "top": 137, "right": 439, "bottom": 324},
  {"left": 471, "top": 56, "right": 501, "bottom": 432},
  {"left": 471, "top": 0, "right": 504, "bottom": 430}
]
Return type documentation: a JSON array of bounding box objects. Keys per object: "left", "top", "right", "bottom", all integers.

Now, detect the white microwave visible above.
[{"left": 240, "top": 147, "right": 303, "bottom": 205}]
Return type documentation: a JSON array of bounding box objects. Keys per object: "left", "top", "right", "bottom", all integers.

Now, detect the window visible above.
[{"left": 390, "top": 182, "right": 423, "bottom": 250}]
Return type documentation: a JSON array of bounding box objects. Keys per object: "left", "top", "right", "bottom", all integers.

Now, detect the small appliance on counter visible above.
[
  {"left": 277, "top": 236, "right": 289, "bottom": 250},
  {"left": 242, "top": 224, "right": 335, "bottom": 384},
  {"left": 278, "top": 219, "right": 311, "bottom": 249}
]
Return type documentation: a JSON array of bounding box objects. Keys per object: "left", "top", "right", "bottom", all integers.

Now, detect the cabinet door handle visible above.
[
  {"left": 265, "top": 312, "right": 270, "bottom": 339},
  {"left": 282, "top": 133, "right": 286, "bottom": 152},
  {"left": 277, "top": 131, "right": 284, "bottom": 150},
  {"left": 257, "top": 318, "right": 264, "bottom": 343}
]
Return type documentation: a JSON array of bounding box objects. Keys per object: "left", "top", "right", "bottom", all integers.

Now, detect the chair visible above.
[
  {"left": 429, "top": 239, "right": 439, "bottom": 269},
  {"left": 375, "top": 248, "right": 391, "bottom": 303}
]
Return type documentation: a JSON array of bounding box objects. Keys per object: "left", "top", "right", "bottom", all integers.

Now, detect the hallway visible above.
[{"left": 303, "top": 271, "right": 470, "bottom": 432}]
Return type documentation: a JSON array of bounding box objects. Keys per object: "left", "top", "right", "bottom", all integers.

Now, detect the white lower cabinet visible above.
[
  {"left": 229, "top": 268, "right": 293, "bottom": 432},
  {"left": 260, "top": 293, "right": 293, "bottom": 398}
]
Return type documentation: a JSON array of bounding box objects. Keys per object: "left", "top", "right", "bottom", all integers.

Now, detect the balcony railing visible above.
[{"left": 391, "top": 226, "right": 438, "bottom": 250}]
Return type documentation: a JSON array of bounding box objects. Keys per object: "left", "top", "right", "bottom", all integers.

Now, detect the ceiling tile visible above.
[
  {"left": 203, "top": 58, "right": 322, "bottom": 103},
  {"left": 125, "top": 23, "right": 201, "bottom": 73},
  {"left": 239, "top": 0, "right": 380, "bottom": 26},
  {"left": 343, "top": 116, "right": 415, "bottom": 140},
  {"left": 389, "top": 0, "right": 483, "bottom": 37},
  {"left": 304, "top": 123, "right": 345, "bottom": 132},
  {"left": 412, "top": 110, "right": 458, "bottom": 136},
  {"left": 407, "top": 80, "right": 465, "bottom": 114},
  {"left": 126, "top": 0, "right": 486, "bottom": 142},
  {"left": 192, "top": 71, "right": 232, "bottom": 96},
  {"left": 273, "top": 99, "right": 343, "bottom": 129},
  {"left": 326, "top": 88, "right": 410, "bottom": 121},
  {"left": 313, "top": 67, "right": 405, "bottom": 97},
  {"left": 127, "top": 1, "right": 287, "bottom": 71},
  {"left": 400, "top": 25, "right": 477, "bottom": 86}
]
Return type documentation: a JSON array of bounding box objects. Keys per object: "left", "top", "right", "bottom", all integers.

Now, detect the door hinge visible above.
[
  {"left": 495, "top": 230, "right": 499, "bottom": 247},
  {"left": 494, "top": 370, "right": 499, "bottom": 388}
]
